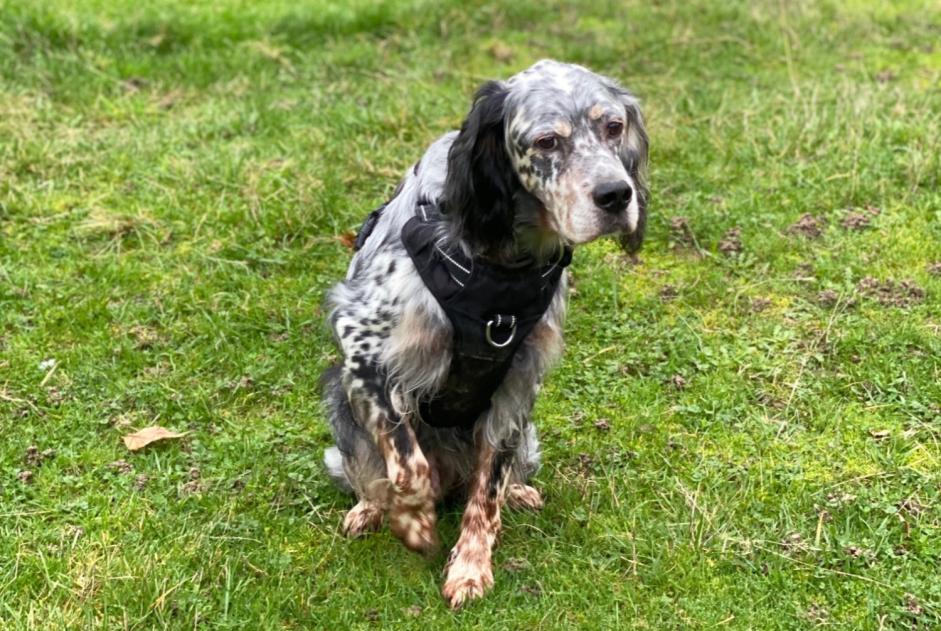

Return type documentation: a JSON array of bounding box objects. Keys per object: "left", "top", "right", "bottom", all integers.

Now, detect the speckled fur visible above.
[{"left": 320, "top": 60, "right": 648, "bottom": 607}]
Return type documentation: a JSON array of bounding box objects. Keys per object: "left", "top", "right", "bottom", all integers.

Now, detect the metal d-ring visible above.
[{"left": 485, "top": 314, "right": 517, "bottom": 348}]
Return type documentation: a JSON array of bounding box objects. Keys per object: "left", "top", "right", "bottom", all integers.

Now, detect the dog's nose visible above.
[{"left": 592, "top": 181, "right": 633, "bottom": 213}]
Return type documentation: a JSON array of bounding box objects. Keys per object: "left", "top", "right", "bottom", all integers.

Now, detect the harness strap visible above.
[
  {"left": 401, "top": 200, "right": 572, "bottom": 428},
  {"left": 352, "top": 196, "right": 573, "bottom": 428},
  {"left": 353, "top": 205, "right": 384, "bottom": 251}
]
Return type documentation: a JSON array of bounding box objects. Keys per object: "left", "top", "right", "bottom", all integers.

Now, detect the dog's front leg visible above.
[
  {"left": 441, "top": 430, "right": 518, "bottom": 608},
  {"left": 374, "top": 410, "right": 439, "bottom": 554},
  {"left": 342, "top": 359, "right": 438, "bottom": 554},
  {"left": 441, "top": 312, "right": 562, "bottom": 607}
]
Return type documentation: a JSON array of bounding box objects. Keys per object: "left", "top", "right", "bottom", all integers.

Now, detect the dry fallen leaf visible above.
[
  {"left": 123, "top": 426, "right": 188, "bottom": 451},
  {"left": 335, "top": 231, "right": 357, "bottom": 251}
]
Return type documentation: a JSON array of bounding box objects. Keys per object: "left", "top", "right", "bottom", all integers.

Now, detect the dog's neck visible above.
[{"left": 446, "top": 196, "right": 567, "bottom": 267}]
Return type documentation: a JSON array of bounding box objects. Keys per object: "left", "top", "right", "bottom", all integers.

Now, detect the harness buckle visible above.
[{"left": 485, "top": 314, "right": 517, "bottom": 348}]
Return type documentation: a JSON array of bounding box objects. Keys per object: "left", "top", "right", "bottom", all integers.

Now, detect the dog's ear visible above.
[
  {"left": 605, "top": 81, "right": 649, "bottom": 255},
  {"left": 442, "top": 80, "right": 518, "bottom": 249}
]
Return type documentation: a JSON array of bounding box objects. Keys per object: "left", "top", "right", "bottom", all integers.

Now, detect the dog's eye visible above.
[
  {"left": 606, "top": 121, "right": 624, "bottom": 138},
  {"left": 534, "top": 135, "right": 558, "bottom": 150}
]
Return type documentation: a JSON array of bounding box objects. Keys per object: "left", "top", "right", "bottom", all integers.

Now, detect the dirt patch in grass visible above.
[
  {"left": 659, "top": 284, "right": 679, "bottom": 301},
  {"left": 788, "top": 213, "right": 826, "bottom": 239},
  {"left": 181, "top": 467, "right": 206, "bottom": 495},
  {"left": 816, "top": 290, "right": 855, "bottom": 309},
  {"left": 793, "top": 262, "right": 816, "bottom": 280},
  {"left": 78, "top": 208, "right": 156, "bottom": 239},
  {"left": 841, "top": 205, "right": 880, "bottom": 231},
  {"left": 751, "top": 297, "right": 772, "bottom": 312},
  {"left": 669, "top": 216, "right": 697, "bottom": 249},
  {"left": 805, "top": 604, "right": 830, "bottom": 625},
  {"left": 875, "top": 69, "right": 897, "bottom": 84},
  {"left": 502, "top": 558, "right": 530, "bottom": 572},
  {"left": 856, "top": 277, "right": 925, "bottom": 307},
  {"left": 817, "top": 290, "right": 839, "bottom": 307},
  {"left": 24, "top": 445, "right": 56, "bottom": 467},
  {"left": 108, "top": 459, "right": 134, "bottom": 474},
  {"left": 520, "top": 585, "right": 542, "bottom": 597},
  {"left": 575, "top": 453, "right": 594, "bottom": 477},
  {"left": 905, "top": 593, "right": 924, "bottom": 617},
  {"left": 127, "top": 325, "right": 162, "bottom": 349},
  {"left": 781, "top": 532, "right": 807, "bottom": 553},
  {"left": 719, "top": 227, "right": 743, "bottom": 255}
]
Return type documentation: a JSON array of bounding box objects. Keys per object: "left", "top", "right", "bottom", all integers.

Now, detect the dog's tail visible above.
[
  {"left": 320, "top": 364, "right": 355, "bottom": 493},
  {"left": 322, "top": 445, "right": 352, "bottom": 493}
]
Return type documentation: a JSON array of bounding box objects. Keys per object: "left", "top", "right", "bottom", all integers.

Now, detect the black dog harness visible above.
[{"left": 355, "top": 199, "right": 571, "bottom": 428}]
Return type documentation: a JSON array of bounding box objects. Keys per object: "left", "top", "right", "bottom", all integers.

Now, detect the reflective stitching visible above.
[
  {"left": 541, "top": 248, "right": 565, "bottom": 277},
  {"left": 434, "top": 239, "right": 472, "bottom": 276}
]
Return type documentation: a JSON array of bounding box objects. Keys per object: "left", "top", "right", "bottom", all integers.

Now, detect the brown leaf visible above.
[
  {"left": 336, "top": 231, "right": 357, "bottom": 251},
  {"left": 868, "top": 429, "right": 890, "bottom": 440},
  {"left": 123, "top": 426, "right": 188, "bottom": 451}
]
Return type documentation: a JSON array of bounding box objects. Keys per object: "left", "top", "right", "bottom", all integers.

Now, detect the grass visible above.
[{"left": 1, "top": 0, "right": 940, "bottom": 628}]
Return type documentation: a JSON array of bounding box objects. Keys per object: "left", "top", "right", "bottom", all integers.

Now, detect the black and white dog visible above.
[{"left": 321, "top": 60, "right": 648, "bottom": 608}]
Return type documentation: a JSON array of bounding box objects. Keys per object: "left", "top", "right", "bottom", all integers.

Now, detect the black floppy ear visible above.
[
  {"left": 441, "top": 80, "right": 518, "bottom": 249},
  {"left": 606, "top": 81, "right": 649, "bottom": 255}
]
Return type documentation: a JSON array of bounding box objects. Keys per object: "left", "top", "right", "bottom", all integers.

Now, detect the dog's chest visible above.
[
  {"left": 348, "top": 200, "right": 569, "bottom": 429},
  {"left": 399, "top": 208, "right": 570, "bottom": 428}
]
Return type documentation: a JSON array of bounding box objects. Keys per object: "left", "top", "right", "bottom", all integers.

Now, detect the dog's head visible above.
[{"left": 442, "top": 59, "right": 648, "bottom": 254}]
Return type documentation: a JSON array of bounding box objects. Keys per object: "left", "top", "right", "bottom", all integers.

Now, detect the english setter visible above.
[{"left": 321, "top": 59, "right": 648, "bottom": 608}]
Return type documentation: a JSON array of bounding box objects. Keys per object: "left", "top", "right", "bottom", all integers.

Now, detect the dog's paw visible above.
[
  {"left": 388, "top": 501, "right": 439, "bottom": 555},
  {"left": 506, "top": 483, "right": 544, "bottom": 511},
  {"left": 367, "top": 475, "right": 438, "bottom": 554},
  {"left": 342, "top": 500, "right": 384, "bottom": 538},
  {"left": 442, "top": 548, "right": 494, "bottom": 609}
]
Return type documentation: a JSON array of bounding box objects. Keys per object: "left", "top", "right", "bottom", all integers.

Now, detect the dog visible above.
[{"left": 321, "top": 59, "right": 648, "bottom": 608}]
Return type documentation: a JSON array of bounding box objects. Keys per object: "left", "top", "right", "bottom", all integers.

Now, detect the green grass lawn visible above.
[{"left": 2, "top": 0, "right": 940, "bottom": 628}]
